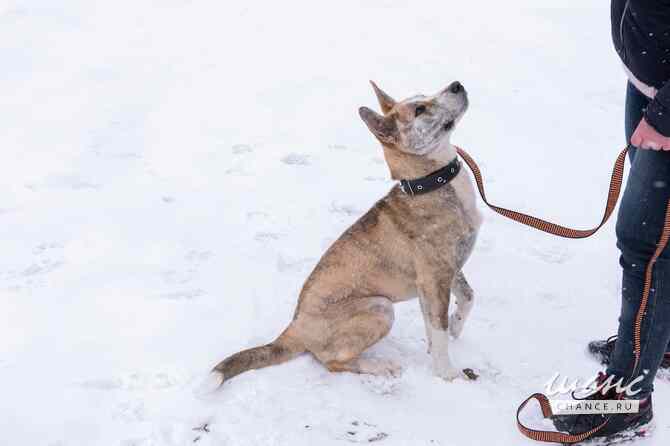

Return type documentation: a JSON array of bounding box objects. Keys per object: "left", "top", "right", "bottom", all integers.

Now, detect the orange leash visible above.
[
  {"left": 455, "top": 146, "right": 628, "bottom": 239},
  {"left": 454, "top": 146, "right": 670, "bottom": 444}
]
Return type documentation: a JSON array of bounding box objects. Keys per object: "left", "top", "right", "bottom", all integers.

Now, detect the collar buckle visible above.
[{"left": 399, "top": 180, "right": 414, "bottom": 196}]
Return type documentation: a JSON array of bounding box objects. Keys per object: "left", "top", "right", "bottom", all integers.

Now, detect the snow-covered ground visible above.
[{"left": 2, "top": 0, "right": 668, "bottom": 445}]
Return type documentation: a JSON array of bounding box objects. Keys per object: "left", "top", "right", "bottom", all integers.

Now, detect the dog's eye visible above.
[{"left": 415, "top": 105, "right": 427, "bottom": 117}]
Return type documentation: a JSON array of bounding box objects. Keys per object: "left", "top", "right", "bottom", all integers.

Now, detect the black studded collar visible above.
[{"left": 399, "top": 157, "right": 461, "bottom": 196}]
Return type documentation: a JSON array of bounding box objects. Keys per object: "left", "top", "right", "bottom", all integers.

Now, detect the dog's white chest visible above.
[
  {"left": 428, "top": 143, "right": 482, "bottom": 230},
  {"left": 452, "top": 170, "right": 483, "bottom": 229}
]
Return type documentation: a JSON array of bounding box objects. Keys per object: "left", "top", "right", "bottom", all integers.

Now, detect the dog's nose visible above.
[{"left": 449, "top": 81, "right": 463, "bottom": 94}]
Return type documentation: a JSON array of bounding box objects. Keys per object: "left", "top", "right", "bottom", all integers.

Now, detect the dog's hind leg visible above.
[
  {"left": 307, "top": 296, "right": 400, "bottom": 377},
  {"left": 449, "top": 271, "right": 474, "bottom": 339},
  {"left": 326, "top": 356, "right": 401, "bottom": 377}
]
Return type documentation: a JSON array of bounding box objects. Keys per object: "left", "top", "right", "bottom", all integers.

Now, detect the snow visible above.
[{"left": 1, "top": 0, "right": 668, "bottom": 445}]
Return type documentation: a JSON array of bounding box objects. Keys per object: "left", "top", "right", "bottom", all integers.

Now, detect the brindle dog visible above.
[{"left": 211, "top": 81, "right": 481, "bottom": 384}]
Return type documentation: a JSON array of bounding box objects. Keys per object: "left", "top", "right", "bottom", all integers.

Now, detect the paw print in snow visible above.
[
  {"left": 232, "top": 144, "right": 253, "bottom": 154},
  {"left": 340, "top": 421, "right": 389, "bottom": 443},
  {"left": 281, "top": 153, "right": 310, "bottom": 166}
]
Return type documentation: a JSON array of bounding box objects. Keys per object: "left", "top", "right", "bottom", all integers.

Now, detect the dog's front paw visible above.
[
  {"left": 449, "top": 314, "right": 465, "bottom": 339},
  {"left": 434, "top": 366, "right": 462, "bottom": 382}
]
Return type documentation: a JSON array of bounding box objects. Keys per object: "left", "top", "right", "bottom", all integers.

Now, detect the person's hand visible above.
[{"left": 631, "top": 118, "right": 670, "bottom": 150}]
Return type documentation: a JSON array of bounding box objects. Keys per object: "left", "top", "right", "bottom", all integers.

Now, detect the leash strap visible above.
[
  {"left": 455, "top": 146, "right": 628, "bottom": 239},
  {"left": 455, "top": 146, "right": 670, "bottom": 443}
]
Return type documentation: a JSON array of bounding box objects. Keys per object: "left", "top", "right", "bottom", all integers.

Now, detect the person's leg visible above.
[
  {"left": 607, "top": 83, "right": 670, "bottom": 396},
  {"left": 626, "top": 82, "right": 670, "bottom": 355}
]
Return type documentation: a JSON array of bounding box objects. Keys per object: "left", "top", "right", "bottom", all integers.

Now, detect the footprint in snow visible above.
[
  {"left": 185, "top": 250, "right": 212, "bottom": 264},
  {"left": 276, "top": 255, "right": 315, "bottom": 273},
  {"left": 32, "top": 242, "right": 62, "bottom": 255},
  {"left": 224, "top": 166, "right": 249, "bottom": 176},
  {"left": 4, "top": 243, "right": 66, "bottom": 291},
  {"left": 77, "top": 369, "right": 187, "bottom": 391},
  {"left": 232, "top": 143, "right": 253, "bottom": 154},
  {"left": 22, "top": 259, "right": 63, "bottom": 277},
  {"left": 338, "top": 421, "right": 389, "bottom": 443},
  {"left": 330, "top": 202, "right": 362, "bottom": 217},
  {"left": 538, "top": 292, "right": 570, "bottom": 309},
  {"left": 528, "top": 244, "right": 573, "bottom": 264},
  {"left": 112, "top": 400, "right": 147, "bottom": 422},
  {"left": 281, "top": 153, "right": 310, "bottom": 166},
  {"left": 157, "top": 251, "right": 210, "bottom": 298},
  {"left": 161, "top": 269, "right": 193, "bottom": 285},
  {"left": 254, "top": 232, "right": 284, "bottom": 242}
]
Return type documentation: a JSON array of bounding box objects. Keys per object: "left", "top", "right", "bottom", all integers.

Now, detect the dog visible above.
[{"left": 212, "top": 80, "right": 481, "bottom": 384}]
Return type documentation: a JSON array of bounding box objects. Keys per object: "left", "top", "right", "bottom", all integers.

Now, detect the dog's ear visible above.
[
  {"left": 370, "top": 80, "right": 396, "bottom": 114},
  {"left": 359, "top": 106, "right": 398, "bottom": 144}
]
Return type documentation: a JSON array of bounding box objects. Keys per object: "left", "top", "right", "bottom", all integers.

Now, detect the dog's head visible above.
[{"left": 359, "top": 81, "right": 468, "bottom": 156}]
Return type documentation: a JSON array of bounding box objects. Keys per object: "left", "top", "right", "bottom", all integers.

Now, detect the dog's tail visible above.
[{"left": 211, "top": 326, "right": 305, "bottom": 386}]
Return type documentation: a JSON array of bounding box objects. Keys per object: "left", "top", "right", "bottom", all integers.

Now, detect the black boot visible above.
[{"left": 553, "top": 399, "right": 653, "bottom": 444}]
